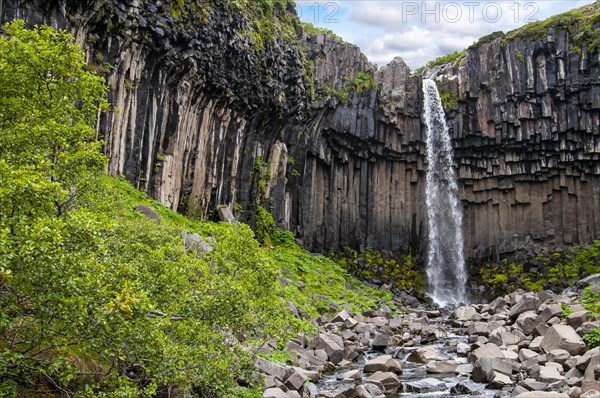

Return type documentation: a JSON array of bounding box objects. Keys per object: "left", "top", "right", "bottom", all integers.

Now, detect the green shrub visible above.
[{"left": 583, "top": 327, "right": 600, "bottom": 349}]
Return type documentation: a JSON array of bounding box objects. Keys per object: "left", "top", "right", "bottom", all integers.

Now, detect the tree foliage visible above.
[{"left": 0, "top": 21, "right": 294, "bottom": 397}]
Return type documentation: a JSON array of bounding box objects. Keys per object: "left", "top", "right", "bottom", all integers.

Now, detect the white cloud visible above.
[{"left": 299, "top": 0, "right": 596, "bottom": 69}]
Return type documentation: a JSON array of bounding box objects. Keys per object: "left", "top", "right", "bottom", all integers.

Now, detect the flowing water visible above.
[{"left": 422, "top": 79, "right": 467, "bottom": 307}]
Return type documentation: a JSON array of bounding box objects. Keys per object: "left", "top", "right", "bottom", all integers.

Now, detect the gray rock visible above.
[
  {"left": 371, "top": 333, "right": 391, "bottom": 351},
  {"left": 514, "top": 392, "right": 569, "bottom": 398},
  {"left": 577, "top": 273, "right": 600, "bottom": 288},
  {"left": 539, "top": 366, "right": 567, "bottom": 383},
  {"left": 312, "top": 333, "right": 344, "bottom": 364},
  {"left": 135, "top": 204, "right": 160, "bottom": 221},
  {"left": 472, "top": 357, "right": 513, "bottom": 383},
  {"left": 404, "top": 377, "right": 447, "bottom": 393},
  {"left": 452, "top": 306, "right": 478, "bottom": 321},
  {"left": 182, "top": 232, "right": 213, "bottom": 253},
  {"left": 488, "top": 326, "right": 526, "bottom": 346},
  {"left": 581, "top": 391, "right": 600, "bottom": 398},
  {"left": 520, "top": 378, "right": 549, "bottom": 391},
  {"left": 540, "top": 325, "right": 586, "bottom": 355},
  {"left": 548, "top": 349, "right": 571, "bottom": 365},
  {"left": 366, "top": 371, "right": 401, "bottom": 392},
  {"left": 450, "top": 380, "right": 479, "bottom": 394},
  {"left": 364, "top": 355, "right": 402, "bottom": 374},
  {"left": 490, "top": 371, "right": 514, "bottom": 387},
  {"left": 284, "top": 370, "right": 307, "bottom": 391},
  {"left": 516, "top": 311, "right": 540, "bottom": 335},
  {"left": 567, "top": 311, "right": 592, "bottom": 330},
  {"left": 425, "top": 360, "right": 459, "bottom": 374},
  {"left": 255, "top": 357, "right": 287, "bottom": 381},
  {"left": 509, "top": 294, "right": 541, "bottom": 319},
  {"left": 407, "top": 346, "right": 451, "bottom": 363},
  {"left": 263, "top": 388, "right": 288, "bottom": 398},
  {"left": 468, "top": 343, "right": 504, "bottom": 363},
  {"left": 519, "top": 348, "right": 540, "bottom": 362},
  {"left": 217, "top": 206, "right": 235, "bottom": 223},
  {"left": 538, "top": 305, "right": 564, "bottom": 324}
]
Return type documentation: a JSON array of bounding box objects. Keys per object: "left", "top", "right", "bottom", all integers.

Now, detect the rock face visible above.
[{"left": 3, "top": 1, "right": 599, "bottom": 261}]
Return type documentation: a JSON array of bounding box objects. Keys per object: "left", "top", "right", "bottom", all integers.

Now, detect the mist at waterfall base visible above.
[{"left": 422, "top": 79, "right": 468, "bottom": 307}]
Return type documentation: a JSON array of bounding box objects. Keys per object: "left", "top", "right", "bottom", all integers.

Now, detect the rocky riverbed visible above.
[{"left": 258, "top": 276, "right": 600, "bottom": 398}]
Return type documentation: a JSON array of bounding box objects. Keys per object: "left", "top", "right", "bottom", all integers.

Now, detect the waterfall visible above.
[{"left": 422, "top": 79, "right": 467, "bottom": 307}]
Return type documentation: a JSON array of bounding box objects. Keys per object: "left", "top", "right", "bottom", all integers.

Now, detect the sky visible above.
[{"left": 296, "top": 0, "right": 595, "bottom": 70}]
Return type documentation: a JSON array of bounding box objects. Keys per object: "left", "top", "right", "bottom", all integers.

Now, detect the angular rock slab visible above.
[
  {"left": 364, "top": 355, "right": 402, "bottom": 374},
  {"left": 540, "top": 325, "right": 586, "bottom": 355}
]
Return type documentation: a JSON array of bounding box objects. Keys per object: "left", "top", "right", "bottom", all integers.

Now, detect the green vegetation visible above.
[
  {"left": 0, "top": 21, "right": 390, "bottom": 396},
  {"left": 438, "top": 86, "right": 459, "bottom": 110},
  {"left": 324, "top": 69, "right": 376, "bottom": 103},
  {"left": 504, "top": 2, "right": 600, "bottom": 53},
  {"left": 299, "top": 21, "right": 347, "bottom": 43},
  {"left": 413, "top": 49, "right": 466, "bottom": 75},
  {"left": 231, "top": 0, "right": 298, "bottom": 49},
  {"left": 515, "top": 50, "right": 525, "bottom": 63},
  {"left": 333, "top": 248, "right": 426, "bottom": 296},
  {"left": 582, "top": 284, "right": 600, "bottom": 349},
  {"left": 481, "top": 242, "right": 600, "bottom": 293}
]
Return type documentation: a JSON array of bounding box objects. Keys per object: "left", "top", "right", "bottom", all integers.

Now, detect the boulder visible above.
[
  {"left": 515, "top": 392, "right": 569, "bottom": 398},
  {"left": 540, "top": 325, "right": 586, "bottom": 355},
  {"left": 539, "top": 366, "right": 567, "bottom": 383},
  {"left": 566, "top": 311, "right": 592, "bottom": 330},
  {"left": 467, "top": 322, "right": 490, "bottom": 336},
  {"left": 452, "top": 306, "right": 477, "bottom": 321},
  {"left": 366, "top": 371, "right": 401, "bottom": 392},
  {"left": 509, "top": 294, "right": 541, "bottom": 319},
  {"left": 468, "top": 343, "right": 504, "bottom": 363},
  {"left": 407, "top": 346, "right": 450, "bottom": 363},
  {"left": 255, "top": 357, "right": 287, "bottom": 381},
  {"left": 516, "top": 311, "right": 540, "bottom": 335},
  {"left": 263, "top": 388, "right": 288, "bottom": 398},
  {"left": 312, "top": 333, "right": 344, "bottom": 364},
  {"left": 581, "top": 390, "right": 600, "bottom": 398},
  {"left": 217, "top": 207, "right": 236, "bottom": 223},
  {"left": 488, "top": 326, "right": 526, "bottom": 346},
  {"left": 364, "top": 355, "right": 402, "bottom": 374},
  {"left": 371, "top": 334, "right": 391, "bottom": 351},
  {"left": 425, "top": 360, "right": 459, "bottom": 374},
  {"left": 284, "top": 369, "right": 307, "bottom": 391},
  {"left": 450, "top": 380, "right": 479, "bottom": 394},
  {"left": 490, "top": 371, "right": 514, "bottom": 387},
  {"left": 182, "top": 232, "right": 214, "bottom": 253},
  {"left": 134, "top": 205, "right": 161, "bottom": 221},
  {"left": 472, "top": 357, "right": 513, "bottom": 383},
  {"left": 537, "top": 305, "right": 564, "bottom": 324},
  {"left": 519, "top": 348, "right": 540, "bottom": 362},
  {"left": 403, "top": 378, "right": 446, "bottom": 393},
  {"left": 547, "top": 349, "right": 571, "bottom": 365}
]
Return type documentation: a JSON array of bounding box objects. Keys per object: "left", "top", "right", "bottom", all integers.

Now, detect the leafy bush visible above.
[
  {"left": 0, "top": 21, "right": 297, "bottom": 397},
  {"left": 582, "top": 285, "right": 600, "bottom": 316},
  {"left": 583, "top": 327, "right": 600, "bottom": 349},
  {"left": 333, "top": 247, "right": 425, "bottom": 295}
]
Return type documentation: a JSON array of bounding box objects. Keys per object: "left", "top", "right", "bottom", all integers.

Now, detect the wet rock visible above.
[
  {"left": 365, "top": 371, "right": 401, "bottom": 392},
  {"left": 514, "top": 392, "right": 569, "bottom": 398},
  {"left": 363, "top": 355, "right": 402, "bottom": 374},
  {"left": 425, "top": 360, "right": 459, "bottom": 374},
  {"left": 450, "top": 380, "right": 479, "bottom": 394},
  {"left": 404, "top": 378, "right": 447, "bottom": 393},
  {"left": 370, "top": 333, "right": 391, "bottom": 351},
  {"left": 407, "top": 346, "right": 451, "bottom": 363},
  {"left": 540, "top": 325, "right": 586, "bottom": 355}
]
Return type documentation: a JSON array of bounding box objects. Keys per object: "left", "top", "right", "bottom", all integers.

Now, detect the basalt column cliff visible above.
[{"left": 2, "top": 0, "right": 599, "bottom": 261}]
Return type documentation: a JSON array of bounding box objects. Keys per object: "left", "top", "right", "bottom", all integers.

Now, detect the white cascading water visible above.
[{"left": 422, "top": 79, "right": 467, "bottom": 307}]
